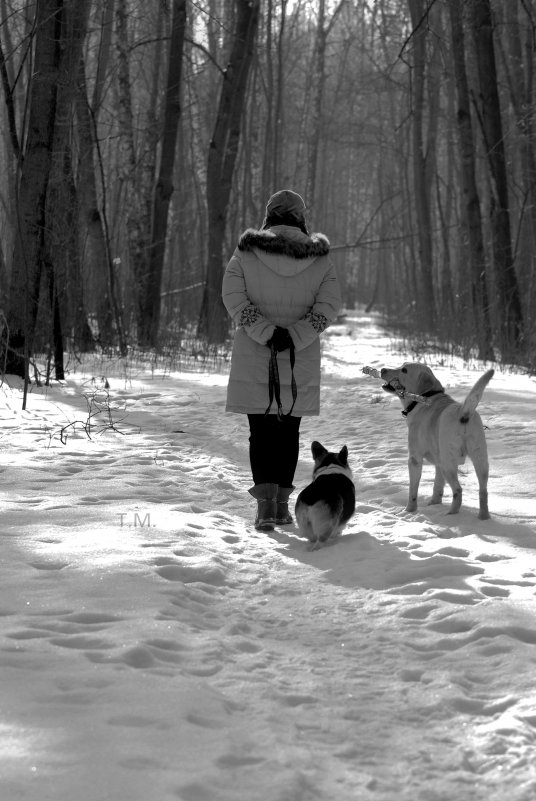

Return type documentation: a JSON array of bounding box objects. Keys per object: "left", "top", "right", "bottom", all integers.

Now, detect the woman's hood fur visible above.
[{"left": 238, "top": 227, "right": 330, "bottom": 259}]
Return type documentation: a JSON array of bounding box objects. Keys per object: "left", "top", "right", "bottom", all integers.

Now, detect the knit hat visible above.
[{"left": 265, "top": 189, "right": 306, "bottom": 221}]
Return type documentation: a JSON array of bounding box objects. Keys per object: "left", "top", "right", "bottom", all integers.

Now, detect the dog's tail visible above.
[{"left": 459, "top": 369, "right": 494, "bottom": 424}]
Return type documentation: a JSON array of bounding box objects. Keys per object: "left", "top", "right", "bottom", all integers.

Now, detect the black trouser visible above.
[{"left": 247, "top": 414, "right": 302, "bottom": 487}]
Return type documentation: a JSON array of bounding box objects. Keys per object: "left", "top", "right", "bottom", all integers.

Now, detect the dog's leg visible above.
[
  {"left": 309, "top": 525, "right": 340, "bottom": 551},
  {"left": 478, "top": 487, "right": 490, "bottom": 520},
  {"left": 296, "top": 508, "right": 314, "bottom": 543},
  {"left": 471, "top": 451, "right": 490, "bottom": 520},
  {"left": 428, "top": 466, "right": 445, "bottom": 506},
  {"left": 443, "top": 468, "right": 462, "bottom": 514},
  {"left": 406, "top": 455, "right": 422, "bottom": 513},
  {"left": 301, "top": 518, "right": 326, "bottom": 550},
  {"left": 308, "top": 519, "right": 329, "bottom": 551},
  {"left": 314, "top": 522, "right": 335, "bottom": 546}
]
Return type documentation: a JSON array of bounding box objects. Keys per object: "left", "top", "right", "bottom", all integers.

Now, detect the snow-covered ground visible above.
[{"left": 1, "top": 311, "right": 536, "bottom": 801}]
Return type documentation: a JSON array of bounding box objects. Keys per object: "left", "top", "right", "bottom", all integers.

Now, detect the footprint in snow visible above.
[
  {"left": 221, "top": 533, "right": 240, "bottom": 544},
  {"left": 480, "top": 585, "right": 510, "bottom": 598},
  {"left": 155, "top": 561, "right": 227, "bottom": 586},
  {"left": 30, "top": 560, "right": 69, "bottom": 571}
]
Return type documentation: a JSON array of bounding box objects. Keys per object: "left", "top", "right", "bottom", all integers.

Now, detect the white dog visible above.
[{"left": 381, "top": 363, "right": 494, "bottom": 519}]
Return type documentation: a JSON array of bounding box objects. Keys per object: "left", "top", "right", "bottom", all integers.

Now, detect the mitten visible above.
[{"left": 266, "top": 326, "right": 294, "bottom": 352}]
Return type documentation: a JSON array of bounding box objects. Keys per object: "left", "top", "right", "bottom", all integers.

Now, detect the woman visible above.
[{"left": 222, "top": 189, "right": 341, "bottom": 530}]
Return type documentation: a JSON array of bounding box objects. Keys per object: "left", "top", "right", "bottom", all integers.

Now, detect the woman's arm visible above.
[
  {"left": 222, "top": 250, "right": 276, "bottom": 345},
  {"left": 287, "top": 262, "right": 341, "bottom": 351}
]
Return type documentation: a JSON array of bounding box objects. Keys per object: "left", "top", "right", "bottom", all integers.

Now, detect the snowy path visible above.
[{"left": 1, "top": 313, "right": 536, "bottom": 800}]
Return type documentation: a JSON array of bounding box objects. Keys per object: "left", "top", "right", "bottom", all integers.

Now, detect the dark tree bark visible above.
[
  {"left": 468, "top": 0, "right": 524, "bottom": 357},
  {"left": 91, "top": 0, "right": 114, "bottom": 113},
  {"left": 499, "top": 0, "right": 536, "bottom": 317},
  {"left": 448, "top": 0, "right": 493, "bottom": 360},
  {"left": 198, "top": 0, "right": 260, "bottom": 344},
  {"left": 142, "top": 0, "right": 187, "bottom": 348},
  {"left": 45, "top": 0, "right": 94, "bottom": 364},
  {"left": 305, "top": 0, "right": 345, "bottom": 212},
  {"left": 2, "top": 0, "right": 95, "bottom": 378},
  {"left": 2, "top": 0, "right": 61, "bottom": 377},
  {"left": 406, "top": 0, "right": 436, "bottom": 329},
  {"left": 115, "top": 0, "right": 151, "bottom": 345},
  {"left": 76, "top": 49, "right": 116, "bottom": 345}
]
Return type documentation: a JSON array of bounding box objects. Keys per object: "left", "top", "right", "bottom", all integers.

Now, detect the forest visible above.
[{"left": 0, "top": 0, "right": 535, "bottom": 381}]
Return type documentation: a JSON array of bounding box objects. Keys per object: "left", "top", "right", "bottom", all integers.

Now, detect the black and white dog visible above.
[{"left": 295, "top": 441, "right": 355, "bottom": 550}]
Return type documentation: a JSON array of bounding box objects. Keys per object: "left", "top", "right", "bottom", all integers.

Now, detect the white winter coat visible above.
[{"left": 222, "top": 225, "right": 341, "bottom": 416}]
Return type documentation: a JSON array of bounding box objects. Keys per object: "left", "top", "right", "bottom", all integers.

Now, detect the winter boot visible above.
[
  {"left": 275, "top": 486, "right": 294, "bottom": 525},
  {"left": 248, "top": 483, "right": 278, "bottom": 531}
]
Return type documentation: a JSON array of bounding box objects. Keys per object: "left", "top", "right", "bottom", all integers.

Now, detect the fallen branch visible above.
[{"left": 52, "top": 389, "right": 133, "bottom": 444}]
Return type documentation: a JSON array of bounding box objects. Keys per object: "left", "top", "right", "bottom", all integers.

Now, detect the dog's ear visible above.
[
  {"left": 311, "top": 441, "right": 327, "bottom": 460},
  {"left": 338, "top": 445, "right": 348, "bottom": 463},
  {"left": 415, "top": 366, "right": 443, "bottom": 395}
]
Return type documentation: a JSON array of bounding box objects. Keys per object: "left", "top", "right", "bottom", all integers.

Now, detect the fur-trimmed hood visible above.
[{"left": 238, "top": 225, "right": 330, "bottom": 259}]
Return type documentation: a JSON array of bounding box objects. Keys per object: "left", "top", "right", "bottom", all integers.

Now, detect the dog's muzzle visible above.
[{"left": 380, "top": 369, "right": 403, "bottom": 394}]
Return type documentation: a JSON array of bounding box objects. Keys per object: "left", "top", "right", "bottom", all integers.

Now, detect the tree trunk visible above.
[
  {"left": 468, "top": 0, "right": 524, "bottom": 357},
  {"left": 142, "top": 0, "right": 187, "bottom": 348},
  {"left": 499, "top": 0, "right": 536, "bottom": 320},
  {"left": 198, "top": 0, "right": 260, "bottom": 344},
  {"left": 76, "top": 0, "right": 117, "bottom": 347},
  {"left": 448, "top": 0, "right": 493, "bottom": 360},
  {"left": 2, "top": 0, "right": 60, "bottom": 377},
  {"left": 91, "top": 0, "right": 114, "bottom": 113},
  {"left": 115, "top": 0, "right": 152, "bottom": 345},
  {"left": 261, "top": 0, "right": 274, "bottom": 200},
  {"left": 406, "top": 0, "right": 436, "bottom": 329},
  {"left": 45, "top": 0, "right": 94, "bottom": 361},
  {"left": 76, "top": 53, "right": 115, "bottom": 344},
  {"left": 305, "top": 0, "right": 345, "bottom": 212},
  {"left": 305, "top": 0, "right": 326, "bottom": 209},
  {"left": 273, "top": 0, "right": 288, "bottom": 189}
]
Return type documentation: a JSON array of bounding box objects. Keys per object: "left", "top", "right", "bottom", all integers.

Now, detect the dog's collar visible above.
[
  {"left": 402, "top": 389, "right": 444, "bottom": 417},
  {"left": 313, "top": 464, "right": 353, "bottom": 479}
]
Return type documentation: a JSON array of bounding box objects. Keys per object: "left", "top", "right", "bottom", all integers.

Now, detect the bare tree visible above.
[
  {"left": 2, "top": 1, "right": 63, "bottom": 378},
  {"left": 305, "top": 0, "right": 346, "bottom": 211},
  {"left": 468, "top": 0, "right": 524, "bottom": 357},
  {"left": 198, "top": 0, "right": 260, "bottom": 344},
  {"left": 448, "top": 0, "right": 493, "bottom": 359},
  {"left": 404, "top": 0, "right": 436, "bottom": 329},
  {"left": 261, "top": 0, "right": 288, "bottom": 196},
  {"left": 143, "top": 0, "right": 187, "bottom": 347},
  {"left": 45, "top": 0, "right": 94, "bottom": 372},
  {"left": 115, "top": 0, "right": 160, "bottom": 345},
  {"left": 498, "top": 0, "right": 536, "bottom": 320},
  {"left": 1, "top": 0, "right": 534, "bottom": 370},
  {"left": 76, "top": 0, "right": 121, "bottom": 347}
]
